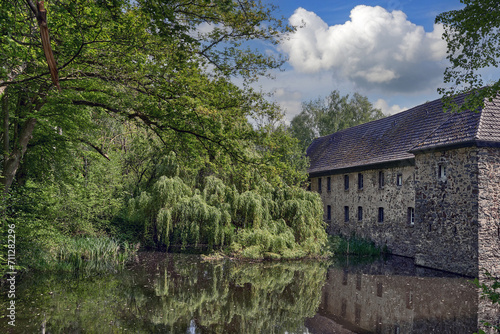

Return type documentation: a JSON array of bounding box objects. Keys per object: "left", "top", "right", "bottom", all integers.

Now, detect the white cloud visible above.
[
  {"left": 280, "top": 6, "right": 447, "bottom": 93},
  {"left": 374, "top": 98, "right": 408, "bottom": 115}
]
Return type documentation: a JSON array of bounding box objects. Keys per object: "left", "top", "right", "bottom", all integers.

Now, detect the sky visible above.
[{"left": 254, "top": 0, "right": 465, "bottom": 121}]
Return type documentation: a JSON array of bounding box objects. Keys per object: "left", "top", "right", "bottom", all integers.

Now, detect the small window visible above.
[
  {"left": 327, "top": 177, "right": 331, "bottom": 192},
  {"left": 408, "top": 207, "right": 415, "bottom": 226},
  {"left": 327, "top": 205, "right": 331, "bottom": 221},
  {"left": 358, "top": 206, "right": 363, "bottom": 221},
  {"left": 377, "top": 282, "right": 383, "bottom": 297},
  {"left": 397, "top": 173, "right": 403, "bottom": 186},
  {"left": 318, "top": 178, "right": 322, "bottom": 193},
  {"left": 344, "top": 175, "right": 349, "bottom": 190},
  {"left": 344, "top": 206, "right": 349, "bottom": 222},
  {"left": 379, "top": 171, "right": 385, "bottom": 188},
  {"left": 378, "top": 207, "right": 384, "bottom": 223},
  {"left": 358, "top": 173, "right": 363, "bottom": 190},
  {"left": 438, "top": 164, "right": 447, "bottom": 180}
]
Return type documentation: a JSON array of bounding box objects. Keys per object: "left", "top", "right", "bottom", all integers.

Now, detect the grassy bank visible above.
[
  {"left": 2, "top": 236, "right": 139, "bottom": 276},
  {"left": 328, "top": 235, "right": 388, "bottom": 256}
]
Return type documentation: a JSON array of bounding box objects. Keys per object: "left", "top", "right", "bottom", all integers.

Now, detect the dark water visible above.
[{"left": 0, "top": 253, "right": 482, "bottom": 333}]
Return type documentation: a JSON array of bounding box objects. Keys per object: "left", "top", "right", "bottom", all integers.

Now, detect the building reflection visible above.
[{"left": 306, "top": 256, "right": 479, "bottom": 334}]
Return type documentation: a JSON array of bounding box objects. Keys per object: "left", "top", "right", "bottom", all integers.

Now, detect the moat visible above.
[{"left": 0, "top": 252, "right": 482, "bottom": 333}]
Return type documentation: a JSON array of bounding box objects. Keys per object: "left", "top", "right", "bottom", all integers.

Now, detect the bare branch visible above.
[{"left": 36, "top": 1, "right": 61, "bottom": 91}]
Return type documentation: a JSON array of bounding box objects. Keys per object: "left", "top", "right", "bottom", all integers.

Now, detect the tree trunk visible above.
[{"left": 2, "top": 118, "right": 37, "bottom": 194}]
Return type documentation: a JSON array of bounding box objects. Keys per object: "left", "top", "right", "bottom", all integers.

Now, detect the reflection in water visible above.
[
  {"left": 308, "top": 256, "right": 479, "bottom": 334},
  {"left": 0, "top": 254, "right": 485, "bottom": 333},
  {"left": 0, "top": 253, "right": 327, "bottom": 333}
]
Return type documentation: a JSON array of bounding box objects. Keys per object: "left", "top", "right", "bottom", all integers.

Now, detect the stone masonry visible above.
[
  {"left": 306, "top": 93, "right": 500, "bottom": 278},
  {"left": 413, "top": 147, "right": 479, "bottom": 277},
  {"left": 312, "top": 163, "right": 417, "bottom": 258}
]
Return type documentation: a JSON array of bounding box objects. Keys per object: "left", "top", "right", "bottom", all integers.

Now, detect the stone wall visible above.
[
  {"left": 414, "top": 147, "right": 479, "bottom": 277},
  {"left": 310, "top": 164, "right": 416, "bottom": 257},
  {"left": 477, "top": 147, "right": 500, "bottom": 277},
  {"left": 311, "top": 145, "right": 499, "bottom": 279},
  {"left": 477, "top": 147, "right": 500, "bottom": 330}
]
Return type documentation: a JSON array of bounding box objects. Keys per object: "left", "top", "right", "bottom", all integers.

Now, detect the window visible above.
[
  {"left": 327, "top": 205, "right": 331, "bottom": 221},
  {"left": 344, "top": 206, "right": 349, "bottom": 222},
  {"left": 397, "top": 173, "right": 403, "bottom": 186},
  {"left": 358, "top": 173, "right": 363, "bottom": 190},
  {"left": 358, "top": 206, "right": 363, "bottom": 221},
  {"left": 327, "top": 177, "right": 331, "bottom": 192},
  {"left": 318, "top": 178, "right": 322, "bottom": 193},
  {"left": 379, "top": 171, "right": 385, "bottom": 188},
  {"left": 408, "top": 207, "right": 415, "bottom": 226},
  {"left": 377, "top": 282, "right": 383, "bottom": 297},
  {"left": 378, "top": 207, "right": 384, "bottom": 223},
  {"left": 438, "top": 164, "right": 447, "bottom": 180},
  {"left": 344, "top": 175, "right": 349, "bottom": 190}
]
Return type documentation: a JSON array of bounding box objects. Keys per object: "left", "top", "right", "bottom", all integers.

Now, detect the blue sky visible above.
[{"left": 254, "top": 0, "right": 465, "bottom": 120}]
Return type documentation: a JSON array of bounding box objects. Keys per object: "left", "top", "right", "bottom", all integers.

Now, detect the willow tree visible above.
[{"left": 0, "top": 0, "right": 293, "bottom": 195}]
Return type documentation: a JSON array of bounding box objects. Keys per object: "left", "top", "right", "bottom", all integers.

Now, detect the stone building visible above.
[{"left": 306, "top": 94, "right": 500, "bottom": 277}]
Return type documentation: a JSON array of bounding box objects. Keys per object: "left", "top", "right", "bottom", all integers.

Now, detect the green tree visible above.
[
  {"left": 0, "top": 0, "right": 320, "bottom": 270},
  {"left": 436, "top": 0, "right": 500, "bottom": 111},
  {"left": 0, "top": 0, "right": 292, "bottom": 195},
  {"left": 289, "top": 90, "right": 384, "bottom": 151}
]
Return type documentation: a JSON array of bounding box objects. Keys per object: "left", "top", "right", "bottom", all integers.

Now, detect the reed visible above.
[{"left": 56, "top": 237, "right": 139, "bottom": 273}]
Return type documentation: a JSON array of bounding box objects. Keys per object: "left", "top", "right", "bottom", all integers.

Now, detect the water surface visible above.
[{"left": 0, "top": 253, "right": 480, "bottom": 333}]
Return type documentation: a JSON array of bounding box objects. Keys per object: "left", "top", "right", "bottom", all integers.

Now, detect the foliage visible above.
[
  {"left": 289, "top": 90, "right": 385, "bottom": 151},
  {"left": 327, "top": 235, "right": 386, "bottom": 256},
  {"left": 55, "top": 237, "right": 139, "bottom": 274},
  {"left": 0, "top": 0, "right": 324, "bottom": 271},
  {"left": 0, "top": 138, "right": 131, "bottom": 274},
  {"left": 126, "top": 153, "right": 328, "bottom": 259},
  {"left": 0, "top": 0, "right": 293, "bottom": 195},
  {"left": 436, "top": 0, "right": 500, "bottom": 112}
]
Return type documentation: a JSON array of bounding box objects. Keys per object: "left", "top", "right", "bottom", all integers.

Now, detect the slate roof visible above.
[{"left": 307, "top": 94, "right": 500, "bottom": 176}]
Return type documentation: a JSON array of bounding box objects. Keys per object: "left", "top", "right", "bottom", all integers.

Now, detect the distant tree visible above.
[
  {"left": 289, "top": 91, "right": 384, "bottom": 151},
  {"left": 436, "top": 0, "right": 500, "bottom": 112}
]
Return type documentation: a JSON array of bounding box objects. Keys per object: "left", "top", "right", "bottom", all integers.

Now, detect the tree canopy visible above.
[
  {"left": 436, "top": 0, "right": 500, "bottom": 111},
  {"left": 0, "top": 0, "right": 330, "bottom": 265},
  {"left": 289, "top": 90, "right": 385, "bottom": 151},
  {"left": 0, "top": 0, "right": 296, "bottom": 194}
]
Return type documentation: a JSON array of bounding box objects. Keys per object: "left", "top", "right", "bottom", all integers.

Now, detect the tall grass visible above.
[{"left": 55, "top": 237, "right": 139, "bottom": 273}]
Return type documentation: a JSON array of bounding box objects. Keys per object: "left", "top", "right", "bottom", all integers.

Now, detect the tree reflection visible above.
[{"left": 1, "top": 253, "right": 328, "bottom": 333}]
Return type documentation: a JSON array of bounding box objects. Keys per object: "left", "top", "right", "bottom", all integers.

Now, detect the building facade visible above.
[{"left": 307, "top": 94, "right": 500, "bottom": 277}]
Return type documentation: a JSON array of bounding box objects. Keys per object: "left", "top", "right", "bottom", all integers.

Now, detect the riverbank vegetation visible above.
[
  {"left": 0, "top": 0, "right": 331, "bottom": 275},
  {"left": 1, "top": 1, "right": 383, "bottom": 276},
  {"left": 327, "top": 235, "right": 387, "bottom": 256}
]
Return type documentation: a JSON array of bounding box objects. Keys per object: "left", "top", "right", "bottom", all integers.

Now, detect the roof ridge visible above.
[
  {"left": 475, "top": 97, "right": 499, "bottom": 141},
  {"left": 475, "top": 105, "right": 485, "bottom": 141},
  {"left": 410, "top": 111, "right": 455, "bottom": 151}
]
